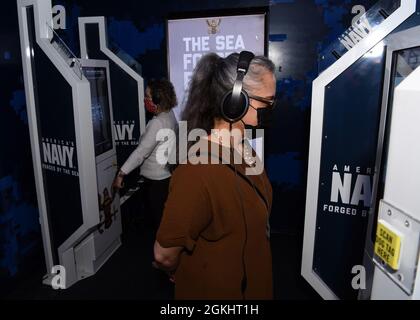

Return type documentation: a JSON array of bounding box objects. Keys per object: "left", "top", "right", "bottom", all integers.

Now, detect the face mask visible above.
[
  {"left": 255, "top": 107, "right": 274, "bottom": 128},
  {"left": 144, "top": 98, "right": 158, "bottom": 114},
  {"left": 242, "top": 106, "right": 274, "bottom": 139}
]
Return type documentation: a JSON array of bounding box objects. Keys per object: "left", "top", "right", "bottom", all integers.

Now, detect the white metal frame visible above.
[
  {"left": 367, "top": 25, "right": 420, "bottom": 300},
  {"left": 371, "top": 66, "right": 420, "bottom": 299},
  {"left": 78, "top": 16, "right": 146, "bottom": 135},
  {"left": 17, "top": 0, "right": 101, "bottom": 287},
  {"left": 363, "top": 24, "right": 420, "bottom": 298},
  {"left": 301, "top": 0, "right": 417, "bottom": 300}
]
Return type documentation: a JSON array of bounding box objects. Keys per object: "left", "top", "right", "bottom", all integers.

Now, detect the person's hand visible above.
[
  {"left": 112, "top": 171, "right": 125, "bottom": 190},
  {"left": 152, "top": 261, "right": 176, "bottom": 283},
  {"left": 152, "top": 261, "right": 160, "bottom": 270},
  {"left": 168, "top": 273, "right": 175, "bottom": 283}
]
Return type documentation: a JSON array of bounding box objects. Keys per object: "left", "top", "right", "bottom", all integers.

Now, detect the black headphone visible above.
[
  {"left": 219, "top": 51, "right": 256, "bottom": 298},
  {"left": 220, "top": 51, "right": 260, "bottom": 298},
  {"left": 221, "top": 51, "right": 255, "bottom": 298},
  {"left": 220, "top": 51, "right": 255, "bottom": 123}
]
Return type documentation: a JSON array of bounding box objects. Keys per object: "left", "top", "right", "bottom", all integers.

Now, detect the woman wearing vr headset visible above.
[
  {"left": 153, "top": 52, "right": 276, "bottom": 300},
  {"left": 113, "top": 79, "right": 178, "bottom": 233}
]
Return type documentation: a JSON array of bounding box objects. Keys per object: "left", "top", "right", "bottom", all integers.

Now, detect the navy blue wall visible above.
[
  {"left": 1, "top": 0, "right": 44, "bottom": 296},
  {"left": 0, "top": 0, "right": 377, "bottom": 296}
]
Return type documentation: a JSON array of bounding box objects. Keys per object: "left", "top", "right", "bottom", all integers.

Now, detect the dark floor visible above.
[{"left": 5, "top": 196, "right": 321, "bottom": 300}]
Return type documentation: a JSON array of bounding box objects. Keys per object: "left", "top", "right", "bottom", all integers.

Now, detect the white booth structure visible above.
[
  {"left": 302, "top": 0, "right": 420, "bottom": 300},
  {"left": 17, "top": 0, "right": 121, "bottom": 288},
  {"left": 78, "top": 16, "right": 146, "bottom": 201},
  {"left": 369, "top": 26, "right": 420, "bottom": 300}
]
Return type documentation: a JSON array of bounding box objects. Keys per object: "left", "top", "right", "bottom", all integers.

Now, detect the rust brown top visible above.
[{"left": 157, "top": 140, "right": 273, "bottom": 300}]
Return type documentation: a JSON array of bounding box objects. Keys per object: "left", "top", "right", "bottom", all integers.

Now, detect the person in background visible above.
[{"left": 113, "top": 79, "right": 178, "bottom": 234}]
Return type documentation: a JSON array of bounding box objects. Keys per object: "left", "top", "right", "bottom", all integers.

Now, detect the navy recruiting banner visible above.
[
  {"left": 313, "top": 50, "right": 386, "bottom": 299},
  {"left": 26, "top": 6, "right": 83, "bottom": 264},
  {"left": 167, "top": 13, "right": 266, "bottom": 119}
]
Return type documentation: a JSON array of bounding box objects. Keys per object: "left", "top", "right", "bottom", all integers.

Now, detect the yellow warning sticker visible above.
[{"left": 374, "top": 220, "right": 403, "bottom": 270}]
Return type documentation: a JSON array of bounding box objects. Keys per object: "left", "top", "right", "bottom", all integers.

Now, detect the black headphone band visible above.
[
  {"left": 231, "top": 51, "right": 254, "bottom": 101},
  {"left": 231, "top": 71, "right": 246, "bottom": 106}
]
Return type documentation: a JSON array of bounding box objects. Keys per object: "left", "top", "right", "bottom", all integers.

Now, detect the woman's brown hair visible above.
[{"left": 148, "top": 78, "right": 178, "bottom": 112}]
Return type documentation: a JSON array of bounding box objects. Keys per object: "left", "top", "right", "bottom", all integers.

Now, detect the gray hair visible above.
[
  {"left": 181, "top": 52, "right": 275, "bottom": 138},
  {"left": 220, "top": 54, "right": 276, "bottom": 94}
]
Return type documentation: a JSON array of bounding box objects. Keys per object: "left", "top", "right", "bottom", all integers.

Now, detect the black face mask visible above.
[{"left": 242, "top": 106, "right": 273, "bottom": 139}]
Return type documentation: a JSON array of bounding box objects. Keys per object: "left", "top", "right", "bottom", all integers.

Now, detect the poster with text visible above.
[{"left": 167, "top": 14, "right": 266, "bottom": 119}]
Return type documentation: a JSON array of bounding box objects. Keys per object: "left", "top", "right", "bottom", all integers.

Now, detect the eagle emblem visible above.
[{"left": 206, "top": 18, "right": 221, "bottom": 35}]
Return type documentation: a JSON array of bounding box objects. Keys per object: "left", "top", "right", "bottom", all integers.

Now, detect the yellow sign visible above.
[{"left": 374, "top": 220, "right": 403, "bottom": 270}]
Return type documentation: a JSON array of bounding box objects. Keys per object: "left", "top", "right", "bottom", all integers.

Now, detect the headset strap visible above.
[
  {"left": 223, "top": 162, "right": 269, "bottom": 211},
  {"left": 231, "top": 51, "right": 255, "bottom": 106},
  {"left": 231, "top": 71, "right": 245, "bottom": 106}
]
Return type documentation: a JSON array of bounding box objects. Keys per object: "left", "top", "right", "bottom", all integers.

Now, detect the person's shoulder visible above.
[
  {"left": 168, "top": 164, "right": 210, "bottom": 193},
  {"left": 155, "top": 111, "right": 175, "bottom": 126},
  {"left": 172, "top": 162, "right": 206, "bottom": 176},
  {"left": 173, "top": 159, "right": 230, "bottom": 184},
  {"left": 148, "top": 115, "right": 174, "bottom": 136},
  {"left": 146, "top": 115, "right": 160, "bottom": 127}
]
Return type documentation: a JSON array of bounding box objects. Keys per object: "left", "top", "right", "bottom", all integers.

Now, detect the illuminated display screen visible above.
[{"left": 83, "top": 67, "right": 113, "bottom": 156}]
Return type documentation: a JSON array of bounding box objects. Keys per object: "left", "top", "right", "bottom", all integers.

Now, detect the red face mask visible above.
[{"left": 144, "top": 98, "right": 157, "bottom": 114}]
